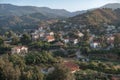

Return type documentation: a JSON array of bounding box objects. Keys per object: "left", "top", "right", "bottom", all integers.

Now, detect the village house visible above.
[
  {"left": 74, "top": 39, "right": 78, "bottom": 44},
  {"left": 106, "top": 36, "right": 115, "bottom": 49},
  {"left": 49, "top": 32, "right": 54, "bottom": 36},
  {"left": 39, "top": 32, "right": 45, "bottom": 38},
  {"left": 90, "top": 42, "right": 100, "bottom": 49},
  {"left": 68, "top": 38, "right": 79, "bottom": 45},
  {"left": 63, "top": 38, "right": 69, "bottom": 44},
  {"left": 64, "top": 61, "right": 79, "bottom": 73},
  {"left": 32, "top": 34, "right": 39, "bottom": 40},
  {"left": 78, "top": 32, "right": 84, "bottom": 37},
  {"left": 38, "top": 27, "right": 44, "bottom": 32},
  {"left": 46, "top": 35, "right": 55, "bottom": 42},
  {"left": 111, "top": 75, "right": 120, "bottom": 80},
  {"left": 11, "top": 46, "right": 28, "bottom": 54},
  {"left": 107, "top": 36, "right": 115, "bottom": 44}
]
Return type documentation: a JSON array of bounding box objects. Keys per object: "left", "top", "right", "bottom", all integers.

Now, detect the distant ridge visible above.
[
  {"left": 50, "top": 8, "right": 120, "bottom": 34},
  {"left": 101, "top": 3, "right": 120, "bottom": 9},
  {"left": 0, "top": 4, "right": 84, "bottom": 17},
  {"left": 1, "top": 3, "right": 120, "bottom": 33}
]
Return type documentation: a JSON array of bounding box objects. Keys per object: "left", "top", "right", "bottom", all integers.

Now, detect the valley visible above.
[{"left": 0, "top": 3, "right": 120, "bottom": 80}]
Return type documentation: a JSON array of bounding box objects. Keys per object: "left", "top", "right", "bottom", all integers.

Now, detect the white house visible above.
[
  {"left": 74, "top": 39, "right": 78, "bottom": 44},
  {"left": 78, "top": 32, "right": 84, "bottom": 37},
  {"left": 90, "top": 42, "right": 100, "bottom": 48},
  {"left": 32, "top": 34, "right": 39, "bottom": 40},
  {"left": 11, "top": 46, "right": 28, "bottom": 54},
  {"left": 63, "top": 38, "right": 69, "bottom": 44},
  {"left": 49, "top": 32, "right": 54, "bottom": 36}
]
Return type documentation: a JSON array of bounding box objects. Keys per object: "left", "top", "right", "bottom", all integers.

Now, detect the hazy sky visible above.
[{"left": 0, "top": 0, "right": 120, "bottom": 11}]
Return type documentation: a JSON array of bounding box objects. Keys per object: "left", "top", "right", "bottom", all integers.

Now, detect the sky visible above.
[{"left": 0, "top": 0, "right": 120, "bottom": 12}]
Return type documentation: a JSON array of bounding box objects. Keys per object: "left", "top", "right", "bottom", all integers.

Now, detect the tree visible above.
[
  {"left": 0, "top": 54, "right": 44, "bottom": 80},
  {"left": 20, "top": 33, "right": 31, "bottom": 45},
  {"left": 0, "top": 36, "right": 4, "bottom": 45},
  {"left": 54, "top": 33, "right": 61, "bottom": 41},
  {"left": 80, "top": 30, "right": 90, "bottom": 55},
  {"left": 46, "top": 64, "right": 75, "bottom": 80},
  {"left": 75, "top": 70, "right": 109, "bottom": 80},
  {"left": 8, "top": 55, "right": 25, "bottom": 70},
  {"left": 11, "top": 36, "right": 20, "bottom": 45},
  {"left": 0, "top": 56, "right": 21, "bottom": 80},
  {"left": 83, "top": 30, "right": 90, "bottom": 42},
  {"left": 32, "top": 66, "right": 44, "bottom": 80},
  {"left": 67, "top": 32, "right": 79, "bottom": 39},
  {"left": 5, "top": 30, "right": 15, "bottom": 38},
  {"left": 21, "top": 66, "right": 44, "bottom": 80},
  {"left": 25, "top": 51, "right": 56, "bottom": 65},
  {"left": 114, "top": 33, "right": 120, "bottom": 48},
  {"left": 53, "top": 50, "right": 66, "bottom": 57},
  {"left": 30, "top": 41, "right": 50, "bottom": 50}
]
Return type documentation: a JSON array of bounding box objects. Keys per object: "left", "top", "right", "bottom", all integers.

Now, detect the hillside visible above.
[
  {"left": 50, "top": 8, "right": 120, "bottom": 34},
  {"left": 0, "top": 4, "right": 85, "bottom": 33},
  {"left": 1, "top": 3, "right": 120, "bottom": 33},
  {"left": 68, "top": 9, "right": 118, "bottom": 26},
  {"left": 0, "top": 13, "right": 54, "bottom": 33},
  {"left": 0, "top": 4, "right": 70, "bottom": 17},
  {"left": 0, "top": 4, "right": 84, "bottom": 17},
  {"left": 102, "top": 3, "right": 120, "bottom": 9}
]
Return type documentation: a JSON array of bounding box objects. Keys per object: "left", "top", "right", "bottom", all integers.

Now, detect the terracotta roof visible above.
[
  {"left": 64, "top": 61, "right": 79, "bottom": 72},
  {"left": 111, "top": 76, "right": 120, "bottom": 80},
  {"left": 46, "top": 36, "right": 54, "bottom": 40},
  {"left": 46, "top": 36, "right": 55, "bottom": 40}
]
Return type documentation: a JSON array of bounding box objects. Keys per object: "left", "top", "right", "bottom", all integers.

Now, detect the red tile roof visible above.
[
  {"left": 64, "top": 61, "right": 79, "bottom": 72},
  {"left": 111, "top": 76, "right": 120, "bottom": 80},
  {"left": 46, "top": 36, "right": 55, "bottom": 40}
]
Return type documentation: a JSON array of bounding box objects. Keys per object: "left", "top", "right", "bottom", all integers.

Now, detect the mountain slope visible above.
[
  {"left": 102, "top": 3, "right": 120, "bottom": 9},
  {"left": 50, "top": 8, "right": 120, "bottom": 34},
  {"left": 0, "top": 13, "right": 53, "bottom": 33},
  {"left": 0, "top": 4, "right": 71, "bottom": 17},
  {"left": 0, "top": 4, "right": 86, "bottom": 17},
  {"left": 1, "top": 3, "right": 120, "bottom": 33},
  {"left": 0, "top": 4, "right": 86, "bottom": 33},
  {"left": 68, "top": 9, "right": 118, "bottom": 26}
]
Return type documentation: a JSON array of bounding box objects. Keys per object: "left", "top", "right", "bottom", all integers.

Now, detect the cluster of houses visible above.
[
  {"left": 92, "top": 35, "right": 115, "bottom": 50},
  {"left": 31, "top": 27, "right": 85, "bottom": 44},
  {"left": 4, "top": 25, "right": 119, "bottom": 79},
  {"left": 10, "top": 26, "right": 117, "bottom": 55},
  {"left": 31, "top": 27, "right": 55, "bottom": 42}
]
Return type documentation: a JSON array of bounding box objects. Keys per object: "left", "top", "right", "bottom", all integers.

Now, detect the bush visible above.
[{"left": 25, "top": 51, "right": 56, "bottom": 65}]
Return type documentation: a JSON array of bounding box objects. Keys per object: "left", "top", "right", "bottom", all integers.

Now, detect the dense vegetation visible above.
[
  {"left": 0, "top": 52, "right": 76, "bottom": 80},
  {"left": 0, "top": 3, "right": 120, "bottom": 80}
]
